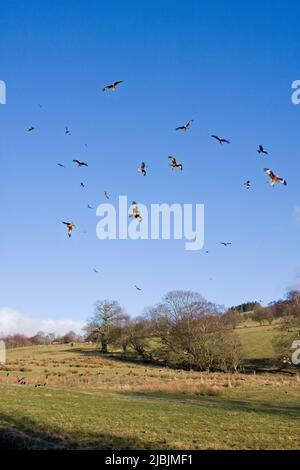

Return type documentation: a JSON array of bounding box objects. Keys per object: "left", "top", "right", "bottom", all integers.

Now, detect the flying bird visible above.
[
  {"left": 129, "top": 201, "right": 142, "bottom": 222},
  {"left": 65, "top": 127, "right": 71, "bottom": 135},
  {"left": 175, "top": 120, "right": 194, "bottom": 131},
  {"left": 93, "top": 268, "right": 99, "bottom": 273},
  {"left": 57, "top": 163, "right": 66, "bottom": 168},
  {"left": 244, "top": 180, "right": 251, "bottom": 189},
  {"left": 168, "top": 156, "right": 183, "bottom": 171},
  {"left": 62, "top": 221, "right": 76, "bottom": 238},
  {"left": 73, "top": 159, "right": 88, "bottom": 167},
  {"left": 104, "top": 191, "right": 110, "bottom": 199},
  {"left": 102, "top": 81, "right": 123, "bottom": 92},
  {"left": 220, "top": 242, "right": 232, "bottom": 246},
  {"left": 264, "top": 168, "right": 287, "bottom": 186},
  {"left": 211, "top": 135, "right": 230, "bottom": 144},
  {"left": 87, "top": 204, "right": 94, "bottom": 210},
  {"left": 257, "top": 145, "right": 268, "bottom": 155},
  {"left": 138, "top": 162, "right": 147, "bottom": 176},
  {"left": 134, "top": 285, "right": 142, "bottom": 291},
  {"left": 80, "top": 182, "right": 85, "bottom": 188},
  {"left": 27, "top": 127, "right": 35, "bottom": 132}
]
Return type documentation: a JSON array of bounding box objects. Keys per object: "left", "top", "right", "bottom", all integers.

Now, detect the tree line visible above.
[
  {"left": 0, "top": 330, "right": 81, "bottom": 349},
  {"left": 85, "top": 289, "right": 300, "bottom": 371},
  {"left": 85, "top": 291, "right": 242, "bottom": 372},
  {"left": 2, "top": 289, "right": 299, "bottom": 370}
]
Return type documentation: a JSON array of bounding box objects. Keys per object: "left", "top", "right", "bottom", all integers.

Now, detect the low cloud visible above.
[{"left": 0, "top": 307, "right": 84, "bottom": 337}]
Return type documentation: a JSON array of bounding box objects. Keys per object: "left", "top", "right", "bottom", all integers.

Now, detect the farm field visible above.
[
  {"left": 236, "top": 323, "right": 276, "bottom": 359},
  {"left": 0, "top": 325, "right": 299, "bottom": 450}
]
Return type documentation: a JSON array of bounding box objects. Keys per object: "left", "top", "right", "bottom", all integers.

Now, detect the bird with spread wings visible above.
[
  {"left": 102, "top": 81, "right": 123, "bottom": 92},
  {"left": 129, "top": 201, "right": 143, "bottom": 222},
  {"left": 211, "top": 135, "right": 230, "bottom": 144},
  {"left": 175, "top": 120, "right": 194, "bottom": 131},
  {"left": 264, "top": 168, "right": 287, "bottom": 186},
  {"left": 62, "top": 222, "right": 76, "bottom": 238},
  {"left": 73, "top": 159, "right": 88, "bottom": 167},
  {"left": 168, "top": 156, "right": 183, "bottom": 171},
  {"left": 257, "top": 145, "right": 268, "bottom": 155}
]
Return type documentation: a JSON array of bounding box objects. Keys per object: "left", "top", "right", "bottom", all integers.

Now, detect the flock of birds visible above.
[{"left": 25, "top": 79, "right": 288, "bottom": 289}]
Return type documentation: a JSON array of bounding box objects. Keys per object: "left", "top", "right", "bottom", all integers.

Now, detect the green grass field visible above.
[
  {"left": 236, "top": 322, "right": 277, "bottom": 370},
  {"left": 0, "top": 324, "right": 299, "bottom": 450}
]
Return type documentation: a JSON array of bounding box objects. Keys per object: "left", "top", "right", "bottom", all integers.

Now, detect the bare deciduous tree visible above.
[
  {"left": 85, "top": 300, "right": 127, "bottom": 353},
  {"left": 148, "top": 291, "right": 242, "bottom": 371}
]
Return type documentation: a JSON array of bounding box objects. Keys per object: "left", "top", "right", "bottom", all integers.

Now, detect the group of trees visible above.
[
  {"left": 270, "top": 291, "right": 300, "bottom": 358},
  {"left": 230, "top": 291, "right": 300, "bottom": 360},
  {"left": 85, "top": 291, "right": 243, "bottom": 372},
  {"left": 229, "top": 301, "right": 261, "bottom": 314},
  {"left": 1, "top": 330, "right": 81, "bottom": 349},
  {"left": 227, "top": 291, "right": 300, "bottom": 327},
  {"left": 3, "top": 289, "right": 299, "bottom": 368},
  {"left": 85, "top": 289, "right": 300, "bottom": 370}
]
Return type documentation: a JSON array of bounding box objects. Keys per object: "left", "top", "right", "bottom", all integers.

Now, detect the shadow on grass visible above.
[
  {"left": 120, "top": 391, "right": 300, "bottom": 420},
  {"left": 69, "top": 348, "right": 297, "bottom": 375},
  {"left": 70, "top": 348, "right": 168, "bottom": 369},
  {"left": 0, "top": 412, "right": 158, "bottom": 450},
  {"left": 242, "top": 358, "right": 296, "bottom": 375},
  {"left": 242, "top": 358, "right": 277, "bottom": 371}
]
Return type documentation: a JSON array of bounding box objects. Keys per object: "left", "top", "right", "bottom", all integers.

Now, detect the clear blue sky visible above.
[{"left": 1, "top": 0, "right": 300, "bottom": 326}]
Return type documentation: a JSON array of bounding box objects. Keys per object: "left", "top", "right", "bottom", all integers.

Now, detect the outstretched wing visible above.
[
  {"left": 277, "top": 177, "right": 287, "bottom": 186},
  {"left": 264, "top": 168, "right": 275, "bottom": 179}
]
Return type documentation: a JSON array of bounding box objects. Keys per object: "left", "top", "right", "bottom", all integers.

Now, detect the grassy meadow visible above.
[{"left": 0, "top": 321, "right": 299, "bottom": 450}]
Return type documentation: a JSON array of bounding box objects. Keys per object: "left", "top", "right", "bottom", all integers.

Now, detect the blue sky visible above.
[{"left": 1, "top": 0, "right": 300, "bottom": 331}]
